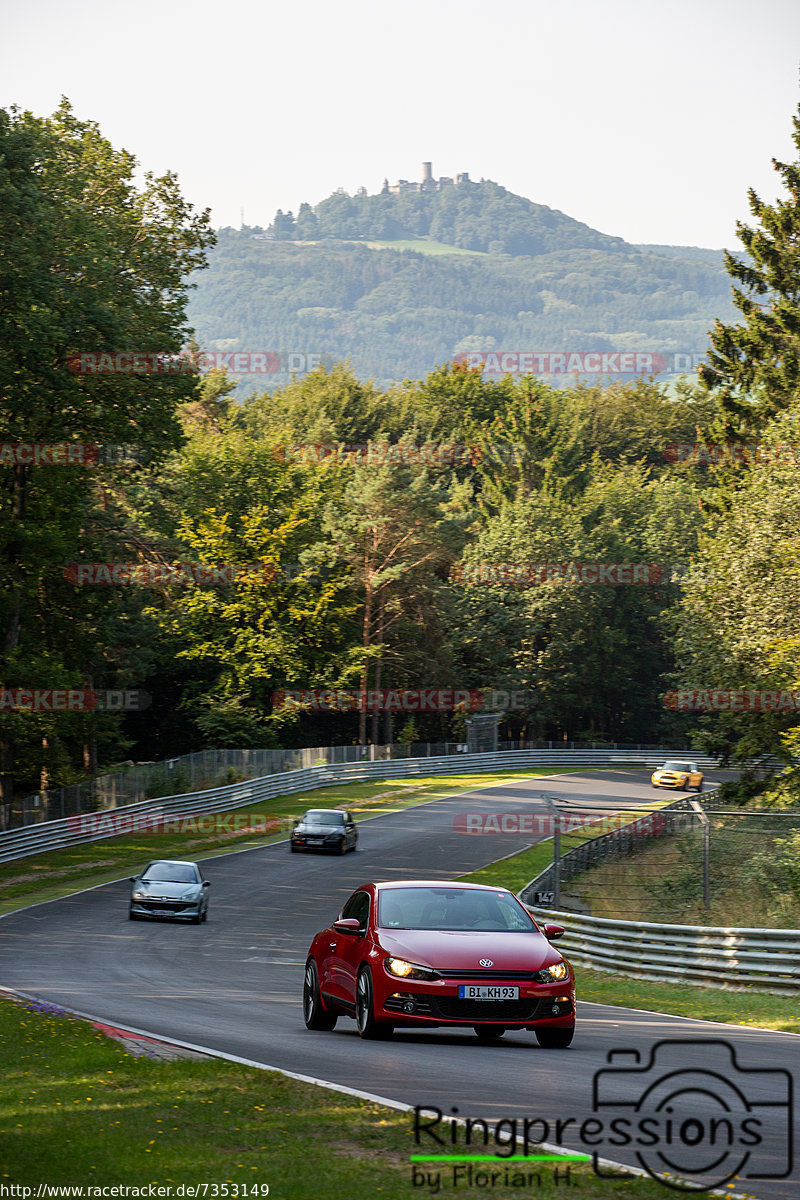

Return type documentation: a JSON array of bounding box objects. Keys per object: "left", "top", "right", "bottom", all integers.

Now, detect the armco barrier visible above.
[
  {"left": 0, "top": 748, "right": 726, "bottom": 864},
  {"left": 523, "top": 905, "right": 800, "bottom": 993}
]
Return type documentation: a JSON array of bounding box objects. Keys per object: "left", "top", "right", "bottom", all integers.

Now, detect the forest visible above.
[{"left": 2, "top": 99, "right": 800, "bottom": 822}]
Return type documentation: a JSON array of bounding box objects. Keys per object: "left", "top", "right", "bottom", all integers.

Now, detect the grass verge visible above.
[
  {"left": 0, "top": 770, "right": 560, "bottom": 916},
  {"left": 0, "top": 996, "right": 682, "bottom": 1197}
]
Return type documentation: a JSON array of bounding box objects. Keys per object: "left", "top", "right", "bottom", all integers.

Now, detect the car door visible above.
[{"left": 331, "top": 889, "right": 370, "bottom": 1005}]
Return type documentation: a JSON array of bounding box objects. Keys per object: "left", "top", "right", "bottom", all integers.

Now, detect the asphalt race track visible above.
[{"left": 2, "top": 770, "right": 797, "bottom": 1197}]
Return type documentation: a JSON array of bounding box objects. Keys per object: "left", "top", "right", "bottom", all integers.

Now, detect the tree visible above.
[
  {"left": 700, "top": 95, "right": 800, "bottom": 436},
  {"left": 0, "top": 100, "right": 214, "bottom": 822}
]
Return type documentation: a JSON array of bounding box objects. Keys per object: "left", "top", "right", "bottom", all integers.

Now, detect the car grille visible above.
[
  {"left": 437, "top": 969, "right": 537, "bottom": 980},
  {"left": 138, "top": 900, "right": 193, "bottom": 911}
]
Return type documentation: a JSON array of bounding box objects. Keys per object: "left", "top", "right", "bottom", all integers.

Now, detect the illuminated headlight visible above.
[
  {"left": 535, "top": 961, "right": 569, "bottom": 983},
  {"left": 385, "top": 957, "right": 438, "bottom": 981},
  {"left": 132, "top": 892, "right": 146, "bottom": 901}
]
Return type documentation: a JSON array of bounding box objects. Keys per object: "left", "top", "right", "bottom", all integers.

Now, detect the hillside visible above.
[{"left": 186, "top": 178, "right": 736, "bottom": 388}]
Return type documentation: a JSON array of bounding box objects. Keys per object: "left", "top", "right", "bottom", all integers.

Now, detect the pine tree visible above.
[{"left": 700, "top": 95, "right": 800, "bottom": 437}]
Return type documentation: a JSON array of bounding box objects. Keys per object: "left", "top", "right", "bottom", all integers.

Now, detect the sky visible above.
[{"left": 3, "top": 0, "right": 800, "bottom": 249}]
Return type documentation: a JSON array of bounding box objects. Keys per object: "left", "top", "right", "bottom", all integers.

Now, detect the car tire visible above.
[
  {"left": 191, "top": 913, "right": 202, "bottom": 925},
  {"left": 535, "top": 1026, "right": 574, "bottom": 1048},
  {"left": 695, "top": 782, "right": 703, "bottom": 792},
  {"left": 290, "top": 843, "right": 298, "bottom": 853},
  {"left": 201, "top": 908, "right": 208, "bottom": 922},
  {"left": 337, "top": 839, "right": 346, "bottom": 855},
  {"left": 356, "top": 968, "right": 393, "bottom": 1039},
  {"left": 128, "top": 908, "right": 139, "bottom": 921},
  {"left": 473, "top": 1025, "right": 506, "bottom": 1041},
  {"left": 303, "top": 960, "right": 338, "bottom": 1031}
]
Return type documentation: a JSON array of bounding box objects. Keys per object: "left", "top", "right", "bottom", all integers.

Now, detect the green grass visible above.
[
  {"left": 0, "top": 770, "right": 559, "bottom": 915},
  {"left": 0, "top": 997, "right": 683, "bottom": 1197},
  {"left": 342, "top": 237, "right": 488, "bottom": 257},
  {"left": 575, "top": 968, "right": 800, "bottom": 1033}
]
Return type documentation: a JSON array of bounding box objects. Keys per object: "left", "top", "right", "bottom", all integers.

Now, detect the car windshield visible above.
[
  {"left": 142, "top": 863, "right": 198, "bottom": 884},
  {"left": 662, "top": 761, "right": 692, "bottom": 771},
  {"left": 303, "top": 810, "right": 345, "bottom": 825},
  {"left": 378, "top": 887, "right": 536, "bottom": 932}
]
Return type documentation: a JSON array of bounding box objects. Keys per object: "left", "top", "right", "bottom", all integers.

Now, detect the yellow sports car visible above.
[{"left": 651, "top": 760, "right": 704, "bottom": 792}]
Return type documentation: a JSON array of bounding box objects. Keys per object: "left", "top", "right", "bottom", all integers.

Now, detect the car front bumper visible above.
[
  {"left": 375, "top": 976, "right": 576, "bottom": 1029},
  {"left": 129, "top": 898, "right": 204, "bottom": 920}
]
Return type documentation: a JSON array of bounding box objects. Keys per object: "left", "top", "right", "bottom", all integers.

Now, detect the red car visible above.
[{"left": 302, "top": 880, "right": 575, "bottom": 1046}]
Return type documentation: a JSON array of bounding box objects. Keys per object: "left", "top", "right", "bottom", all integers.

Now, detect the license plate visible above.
[{"left": 458, "top": 985, "right": 519, "bottom": 1000}]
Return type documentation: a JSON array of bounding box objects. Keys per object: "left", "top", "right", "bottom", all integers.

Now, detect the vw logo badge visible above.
[{"left": 479, "top": 958, "right": 493, "bottom": 967}]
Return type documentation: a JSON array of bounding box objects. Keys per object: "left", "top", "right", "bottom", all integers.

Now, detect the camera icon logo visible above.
[{"left": 591, "top": 1039, "right": 793, "bottom": 1192}]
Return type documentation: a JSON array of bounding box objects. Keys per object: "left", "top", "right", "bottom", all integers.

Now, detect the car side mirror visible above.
[
  {"left": 333, "top": 918, "right": 363, "bottom": 935},
  {"left": 293, "top": 818, "right": 300, "bottom": 826},
  {"left": 543, "top": 923, "right": 565, "bottom": 940},
  {"left": 129, "top": 877, "right": 136, "bottom": 883},
  {"left": 202, "top": 881, "right": 211, "bottom": 887}
]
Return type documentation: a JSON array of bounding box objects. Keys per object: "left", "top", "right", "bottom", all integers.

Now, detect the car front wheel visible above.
[
  {"left": 356, "top": 968, "right": 393, "bottom": 1039},
  {"left": 303, "top": 960, "right": 337, "bottom": 1031},
  {"left": 535, "top": 1026, "right": 574, "bottom": 1048}
]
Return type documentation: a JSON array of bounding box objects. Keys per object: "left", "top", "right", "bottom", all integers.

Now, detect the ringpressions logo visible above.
[{"left": 410, "top": 1039, "right": 793, "bottom": 1193}]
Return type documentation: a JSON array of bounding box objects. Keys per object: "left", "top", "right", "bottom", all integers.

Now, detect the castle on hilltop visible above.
[{"left": 383, "top": 162, "right": 471, "bottom": 195}]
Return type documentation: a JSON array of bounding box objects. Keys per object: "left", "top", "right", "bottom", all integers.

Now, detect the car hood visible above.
[
  {"left": 377, "top": 928, "right": 562, "bottom": 971},
  {"left": 133, "top": 880, "right": 200, "bottom": 899}
]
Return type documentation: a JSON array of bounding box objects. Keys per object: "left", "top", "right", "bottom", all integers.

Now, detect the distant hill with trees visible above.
[{"left": 186, "top": 178, "right": 736, "bottom": 387}]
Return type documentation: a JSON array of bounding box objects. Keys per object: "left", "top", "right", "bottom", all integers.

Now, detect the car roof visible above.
[
  {"left": 372, "top": 880, "right": 512, "bottom": 892},
  {"left": 144, "top": 859, "right": 198, "bottom": 868}
]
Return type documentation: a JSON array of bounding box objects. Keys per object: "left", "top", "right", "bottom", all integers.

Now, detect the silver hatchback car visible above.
[{"left": 129, "top": 859, "right": 210, "bottom": 923}]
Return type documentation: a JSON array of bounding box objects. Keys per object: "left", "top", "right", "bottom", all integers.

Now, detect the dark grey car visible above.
[
  {"left": 290, "top": 808, "right": 358, "bottom": 855},
  {"left": 129, "top": 859, "right": 210, "bottom": 923}
]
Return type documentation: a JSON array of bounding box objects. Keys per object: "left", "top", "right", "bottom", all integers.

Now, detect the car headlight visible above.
[
  {"left": 385, "top": 956, "right": 439, "bottom": 981},
  {"left": 132, "top": 892, "right": 146, "bottom": 901},
  {"left": 535, "top": 961, "right": 569, "bottom": 983}
]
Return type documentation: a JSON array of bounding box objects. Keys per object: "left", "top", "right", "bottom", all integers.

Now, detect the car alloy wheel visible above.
[
  {"left": 535, "top": 1026, "right": 574, "bottom": 1048},
  {"left": 303, "top": 960, "right": 337, "bottom": 1031},
  {"left": 355, "top": 967, "right": 393, "bottom": 1039}
]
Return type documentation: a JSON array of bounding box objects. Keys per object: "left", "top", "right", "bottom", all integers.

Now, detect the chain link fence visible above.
[{"left": 524, "top": 797, "right": 800, "bottom": 928}]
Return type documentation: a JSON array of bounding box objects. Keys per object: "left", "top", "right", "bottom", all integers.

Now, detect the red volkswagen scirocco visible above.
[{"left": 302, "top": 880, "right": 575, "bottom": 1046}]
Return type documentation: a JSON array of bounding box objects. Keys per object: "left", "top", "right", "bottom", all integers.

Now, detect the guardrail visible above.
[
  {"left": 13, "top": 738, "right": 713, "bottom": 825},
  {"left": 523, "top": 905, "right": 800, "bottom": 993},
  {"left": 518, "top": 794, "right": 722, "bottom": 903},
  {"left": 0, "top": 747, "right": 728, "bottom": 863}
]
